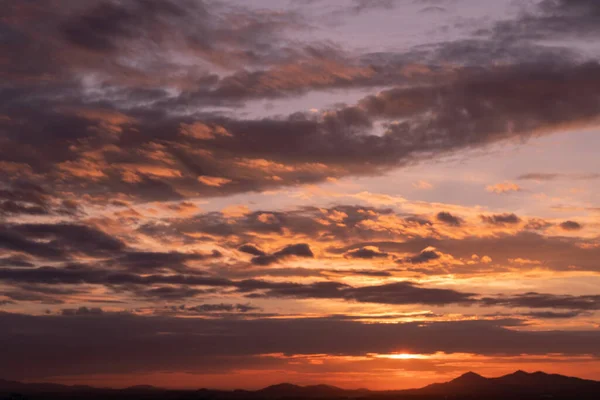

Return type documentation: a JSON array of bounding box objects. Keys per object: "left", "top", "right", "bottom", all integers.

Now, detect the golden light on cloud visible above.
[
  {"left": 486, "top": 182, "right": 522, "bottom": 194},
  {"left": 198, "top": 176, "right": 233, "bottom": 187},
  {"left": 374, "top": 353, "right": 430, "bottom": 360}
]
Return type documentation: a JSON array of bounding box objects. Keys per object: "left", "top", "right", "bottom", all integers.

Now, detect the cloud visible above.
[
  {"left": 4, "top": 58, "right": 600, "bottom": 203},
  {"left": 344, "top": 247, "right": 389, "bottom": 259},
  {"left": 239, "top": 244, "right": 267, "bottom": 257},
  {"left": 486, "top": 182, "right": 522, "bottom": 194},
  {"left": 186, "top": 303, "right": 260, "bottom": 314},
  {"left": 436, "top": 212, "right": 463, "bottom": 227},
  {"left": 349, "top": 0, "right": 399, "bottom": 14},
  {"left": 198, "top": 176, "right": 233, "bottom": 187},
  {"left": 560, "top": 220, "right": 583, "bottom": 231},
  {"left": 518, "top": 172, "right": 600, "bottom": 181},
  {"left": 0, "top": 223, "right": 125, "bottom": 260},
  {"left": 480, "top": 213, "right": 521, "bottom": 225},
  {"left": 487, "top": 0, "right": 600, "bottom": 41},
  {"left": 133, "top": 286, "right": 212, "bottom": 301},
  {"left": 61, "top": 307, "right": 104, "bottom": 316},
  {"left": 247, "top": 280, "right": 476, "bottom": 306},
  {"left": 273, "top": 243, "right": 314, "bottom": 258},
  {"left": 524, "top": 311, "right": 588, "bottom": 319},
  {"left": 0, "top": 264, "right": 478, "bottom": 306},
  {"left": 2, "top": 313, "right": 600, "bottom": 381},
  {"left": 107, "top": 251, "right": 217, "bottom": 272},
  {"left": 0, "top": 181, "right": 80, "bottom": 217},
  {"left": 402, "top": 248, "right": 442, "bottom": 264},
  {"left": 251, "top": 243, "right": 314, "bottom": 266},
  {"left": 344, "top": 231, "right": 600, "bottom": 273},
  {"left": 482, "top": 293, "right": 600, "bottom": 311},
  {"left": 0, "top": 255, "right": 35, "bottom": 268},
  {"left": 413, "top": 180, "right": 433, "bottom": 190}
]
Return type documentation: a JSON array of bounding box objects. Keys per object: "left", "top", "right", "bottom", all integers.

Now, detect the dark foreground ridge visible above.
[{"left": 1, "top": 371, "right": 599, "bottom": 400}]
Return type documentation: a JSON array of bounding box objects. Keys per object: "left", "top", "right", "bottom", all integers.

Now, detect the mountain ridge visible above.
[{"left": 1, "top": 371, "right": 600, "bottom": 399}]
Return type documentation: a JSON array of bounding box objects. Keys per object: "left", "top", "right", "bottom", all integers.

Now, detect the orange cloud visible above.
[
  {"left": 198, "top": 176, "right": 233, "bottom": 187},
  {"left": 486, "top": 182, "right": 522, "bottom": 194}
]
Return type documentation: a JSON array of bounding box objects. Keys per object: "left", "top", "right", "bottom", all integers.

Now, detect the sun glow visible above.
[{"left": 374, "top": 353, "right": 429, "bottom": 360}]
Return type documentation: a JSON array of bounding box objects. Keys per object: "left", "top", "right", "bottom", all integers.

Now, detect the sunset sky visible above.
[{"left": 2, "top": 0, "right": 600, "bottom": 391}]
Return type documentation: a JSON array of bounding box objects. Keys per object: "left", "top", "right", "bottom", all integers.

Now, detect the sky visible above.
[{"left": 1, "top": 0, "right": 600, "bottom": 391}]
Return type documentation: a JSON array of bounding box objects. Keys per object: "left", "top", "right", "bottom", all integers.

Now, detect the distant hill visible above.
[
  {"left": 401, "top": 370, "right": 600, "bottom": 397},
  {"left": 255, "top": 383, "right": 369, "bottom": 398},
  {"left": 1, "top": 371, "right": 599, "bottom": 400},
  {"left": 0, "top": 379, "right": 96, "bottom": 393}
]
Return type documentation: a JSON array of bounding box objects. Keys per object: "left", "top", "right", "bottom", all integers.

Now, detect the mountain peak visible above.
[
  {"left": 260, "top": 383, "right": 302, "bottom": 391},
  {"left": 452, "top": 371, "right": 486, "bottom": 383},
  {"left": 499, "top": 370, "right": 535, "bottom": 381}
]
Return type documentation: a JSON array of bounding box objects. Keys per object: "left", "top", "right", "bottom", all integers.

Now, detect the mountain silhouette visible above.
[
  {"left": 255, "top": 383, "right": 367, "bottom": 398},
  {"left": 0, "top": 379, "right": 96, "bottom": 393},
  {"left": 408, "top": 371, "right": 491, "bottom": 394},
  {"left": 401, "top": 370, "right": 600, "bottom": 397},
  {"left": 1, "top": 371, "right": 599, "bottom": 399}
]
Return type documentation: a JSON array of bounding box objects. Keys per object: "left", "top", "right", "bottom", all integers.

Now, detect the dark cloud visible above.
[
  {"left": 187, "top": 303, "right": 260, "bottom": 313},
  {"left": 273, "top": 243, "right": 314, "bottom": 258},
  {"left": 560, "top": 220, "right": 583, "bottom": 231},
  {"left": 0, "top": 223, "right": 125, "bottom": 260},
  {"left": 344, "top": 282, "right": 473, "bottom": 305},
  {"left": 336, "top": 269, "right": 393, "bottom": 277},
  {"left": 250, "top": 255, "right": 280, "bottom": 266},
  {"left": 436, "top": 212, "right": 463, "bottom": 227},
  {"left": 0, "top": 265, "right": 475, "bottom": 306},
  {"left": 518, "top": 172, "right": 600, "bottom": 181},
  {"left": 344, "top": 247, "right": 389, "bottom": 259},
  {"left": 252, "top": 243, "right": 314, "bottom": 266},
  {"left": 343, "top": 231, "right": 600, "bottom": 274},
  {"left": 524, "top": 218, "right": 553, "bottom": 231},
  {"left": 249, "top": 280, "right": 475, "bottom": 306},
  {"left": 2, "top": 313, "right": 600, "bottom": 380},
  {"left": 107, "top": 251, "right": 216, "bottom": 272},
  {"left": 60, "top": 1, "right": 143, "bottom": 52},
  {"left": 61, "top": 307, "right": 104, "bottom": 316},
  {"left": 0, "top": 255, "right": 35, "bottom": 268},
  {"left": 419, "top": 6, "right": 447, "bottom": 14},
  {"left": 0, "top": 181, "right": 80, "bottom": 217},
  {"left": 239, "top": 244, "right": 267, "bottom": 257},
  {"left": 482, "top": 293, "right": 600, "bottom": 311},
  {"left": 1, "top": 0, "right": 305, "bottom": 83},
  {"left": 140, "top": 204, "right": 600, "bottom": 275},
  {"left": 517, "top": 0, "right": 600, "bottom": 38},
  {"left": 402, "top": 249, "right": 441, "bottom": 264},
  {"left": 524, "top": 311, "right": 588, "bottom": 319},
  {"left": 350, "top": 0, "right": 399, "bottom": 14},
  {"left": 142, "top": 206, "right": 397, "bottom": 246},
  {"left": 132, "top": 286, "right": 213, "bottom": 301},
  {"left": 0, "top": 221, "right": 225, "bottom": 277},
  {"left": 3, "top": 58, "right": 600, "bottom": 202},
  {"left": 0, "top": 265, "right": 232, "bottom": 289},
  {"left": 480, "top": 213, "right": 521, "bottom": 225}
]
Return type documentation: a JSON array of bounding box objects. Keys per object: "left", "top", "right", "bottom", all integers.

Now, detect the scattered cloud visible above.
[{"left": 486, "top": 182, "right": 522, "bottom": 194}]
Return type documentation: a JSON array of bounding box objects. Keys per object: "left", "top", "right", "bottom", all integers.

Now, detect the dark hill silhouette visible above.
[
  {"left": 255, "top": 383, "right": 367, "bottom": 398},
  {"left": 1, "top": 371, "right": 600, "bottom": 400},
  {"left": 405, "top": 371, "right": 492, "bottom": 394},
  {"left": 0, "top": 379, "right": 97, "bottom": 393},
  {"left": 399, "top": 370, "right": 600, "bottom": 398}
]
